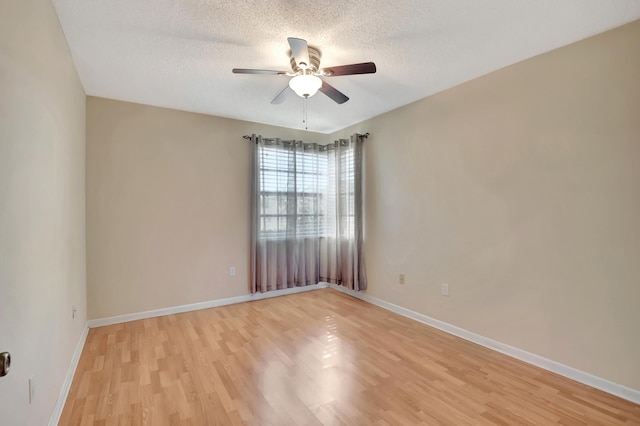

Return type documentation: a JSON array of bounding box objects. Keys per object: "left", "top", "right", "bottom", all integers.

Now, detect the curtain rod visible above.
[{"left": 242, "top": 133, "right": 369, "bottom": 140}]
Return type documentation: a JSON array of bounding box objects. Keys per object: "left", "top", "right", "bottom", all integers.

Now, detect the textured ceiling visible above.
[{"left": 52, "top": 0, "right": 640, "bottom": 134}]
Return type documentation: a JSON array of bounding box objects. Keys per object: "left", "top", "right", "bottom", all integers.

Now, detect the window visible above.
[{"left": 256, "top": 140, "right": 354, "bottom": 240}]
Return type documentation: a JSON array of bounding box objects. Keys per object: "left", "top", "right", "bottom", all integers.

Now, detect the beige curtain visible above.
[{"left": 250, "top": 134, "right": 367, "bottom": 293}]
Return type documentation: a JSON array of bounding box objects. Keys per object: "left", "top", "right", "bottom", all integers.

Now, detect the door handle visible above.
[{"left": 0, "top": 352, "right": 10, "bottom": 377}]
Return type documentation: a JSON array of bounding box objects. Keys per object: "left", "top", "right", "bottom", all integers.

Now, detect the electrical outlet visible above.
[
  {"left": 399, "top": 274, "right": 405, "bottom": 285},
  {"left": 229, "top": 266, "right": 236, "bottom": 277},
  {"left": 29, "top": 376, "right": 35, "bottom": 404},
  {"left": 441, "top": 283, "right": 449, "bottom": 296}
]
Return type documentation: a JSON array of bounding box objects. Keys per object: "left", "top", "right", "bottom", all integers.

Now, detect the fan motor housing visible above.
[{"left": 290, "top": 46, "right": 321, "bottom": 73}]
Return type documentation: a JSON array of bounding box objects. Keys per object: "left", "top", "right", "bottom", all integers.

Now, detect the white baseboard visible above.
[
  {"left": 87, "top": 283, "right": 329, "bottom": 328},
  {"left": 326, "top": 283, "right": 640, "bottom": 405},
  {"left": 48, "top": 324, "right": 89, "bottom": 426}
]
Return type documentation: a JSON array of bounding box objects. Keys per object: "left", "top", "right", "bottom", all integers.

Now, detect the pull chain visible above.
[{"left": 302, "top": 97, "right": 308, "bottom": 130}]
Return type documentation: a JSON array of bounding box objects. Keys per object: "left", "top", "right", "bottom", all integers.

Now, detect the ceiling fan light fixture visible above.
[{"left": 289, "top": 74, "right": 322, "bottom": 98}]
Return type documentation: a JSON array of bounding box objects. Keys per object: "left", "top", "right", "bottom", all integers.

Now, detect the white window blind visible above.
[{"left": 256, "top": 141, "right": 352, "bottom": 240}]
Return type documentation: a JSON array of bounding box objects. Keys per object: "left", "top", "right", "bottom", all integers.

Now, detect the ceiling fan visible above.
[{"left": 232, "top": 37, "right": 376, "bottom": 105}]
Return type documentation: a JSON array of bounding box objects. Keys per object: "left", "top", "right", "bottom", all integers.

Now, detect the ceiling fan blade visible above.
[
  {"left": 288, "top": 37, "right": 310, "bottom": 69},
  {"left": 319, "top": 80, "right": 349, "bottom": 104},
  {"left": 271, "top": 85, "right": 291, "bottom": 104},
  {"left": 232, "top": 68, "right": 287, "bottom": 75},
  {"left": 322, "top": 62, "right": 377, "bottom": 76}
]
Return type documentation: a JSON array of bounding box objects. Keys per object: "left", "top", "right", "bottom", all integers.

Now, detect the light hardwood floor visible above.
[{"left": 60, "top": 288, "right": 640, "bottom": 425}]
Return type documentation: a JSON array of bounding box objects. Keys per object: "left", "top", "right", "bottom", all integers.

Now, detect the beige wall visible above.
[
  {"left": 332, "top": 20, "right": 640, "bottom": 390},
  {"left": 0, "top": 0, "right": 87, "bottom": 424},
  {"left": 86, "top": 97, "right": 324, "bottom": 319}
]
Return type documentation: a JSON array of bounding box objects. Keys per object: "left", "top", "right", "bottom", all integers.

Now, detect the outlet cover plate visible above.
[{"left": 441, "top": 283, "right": 449, "bottom": 296}]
